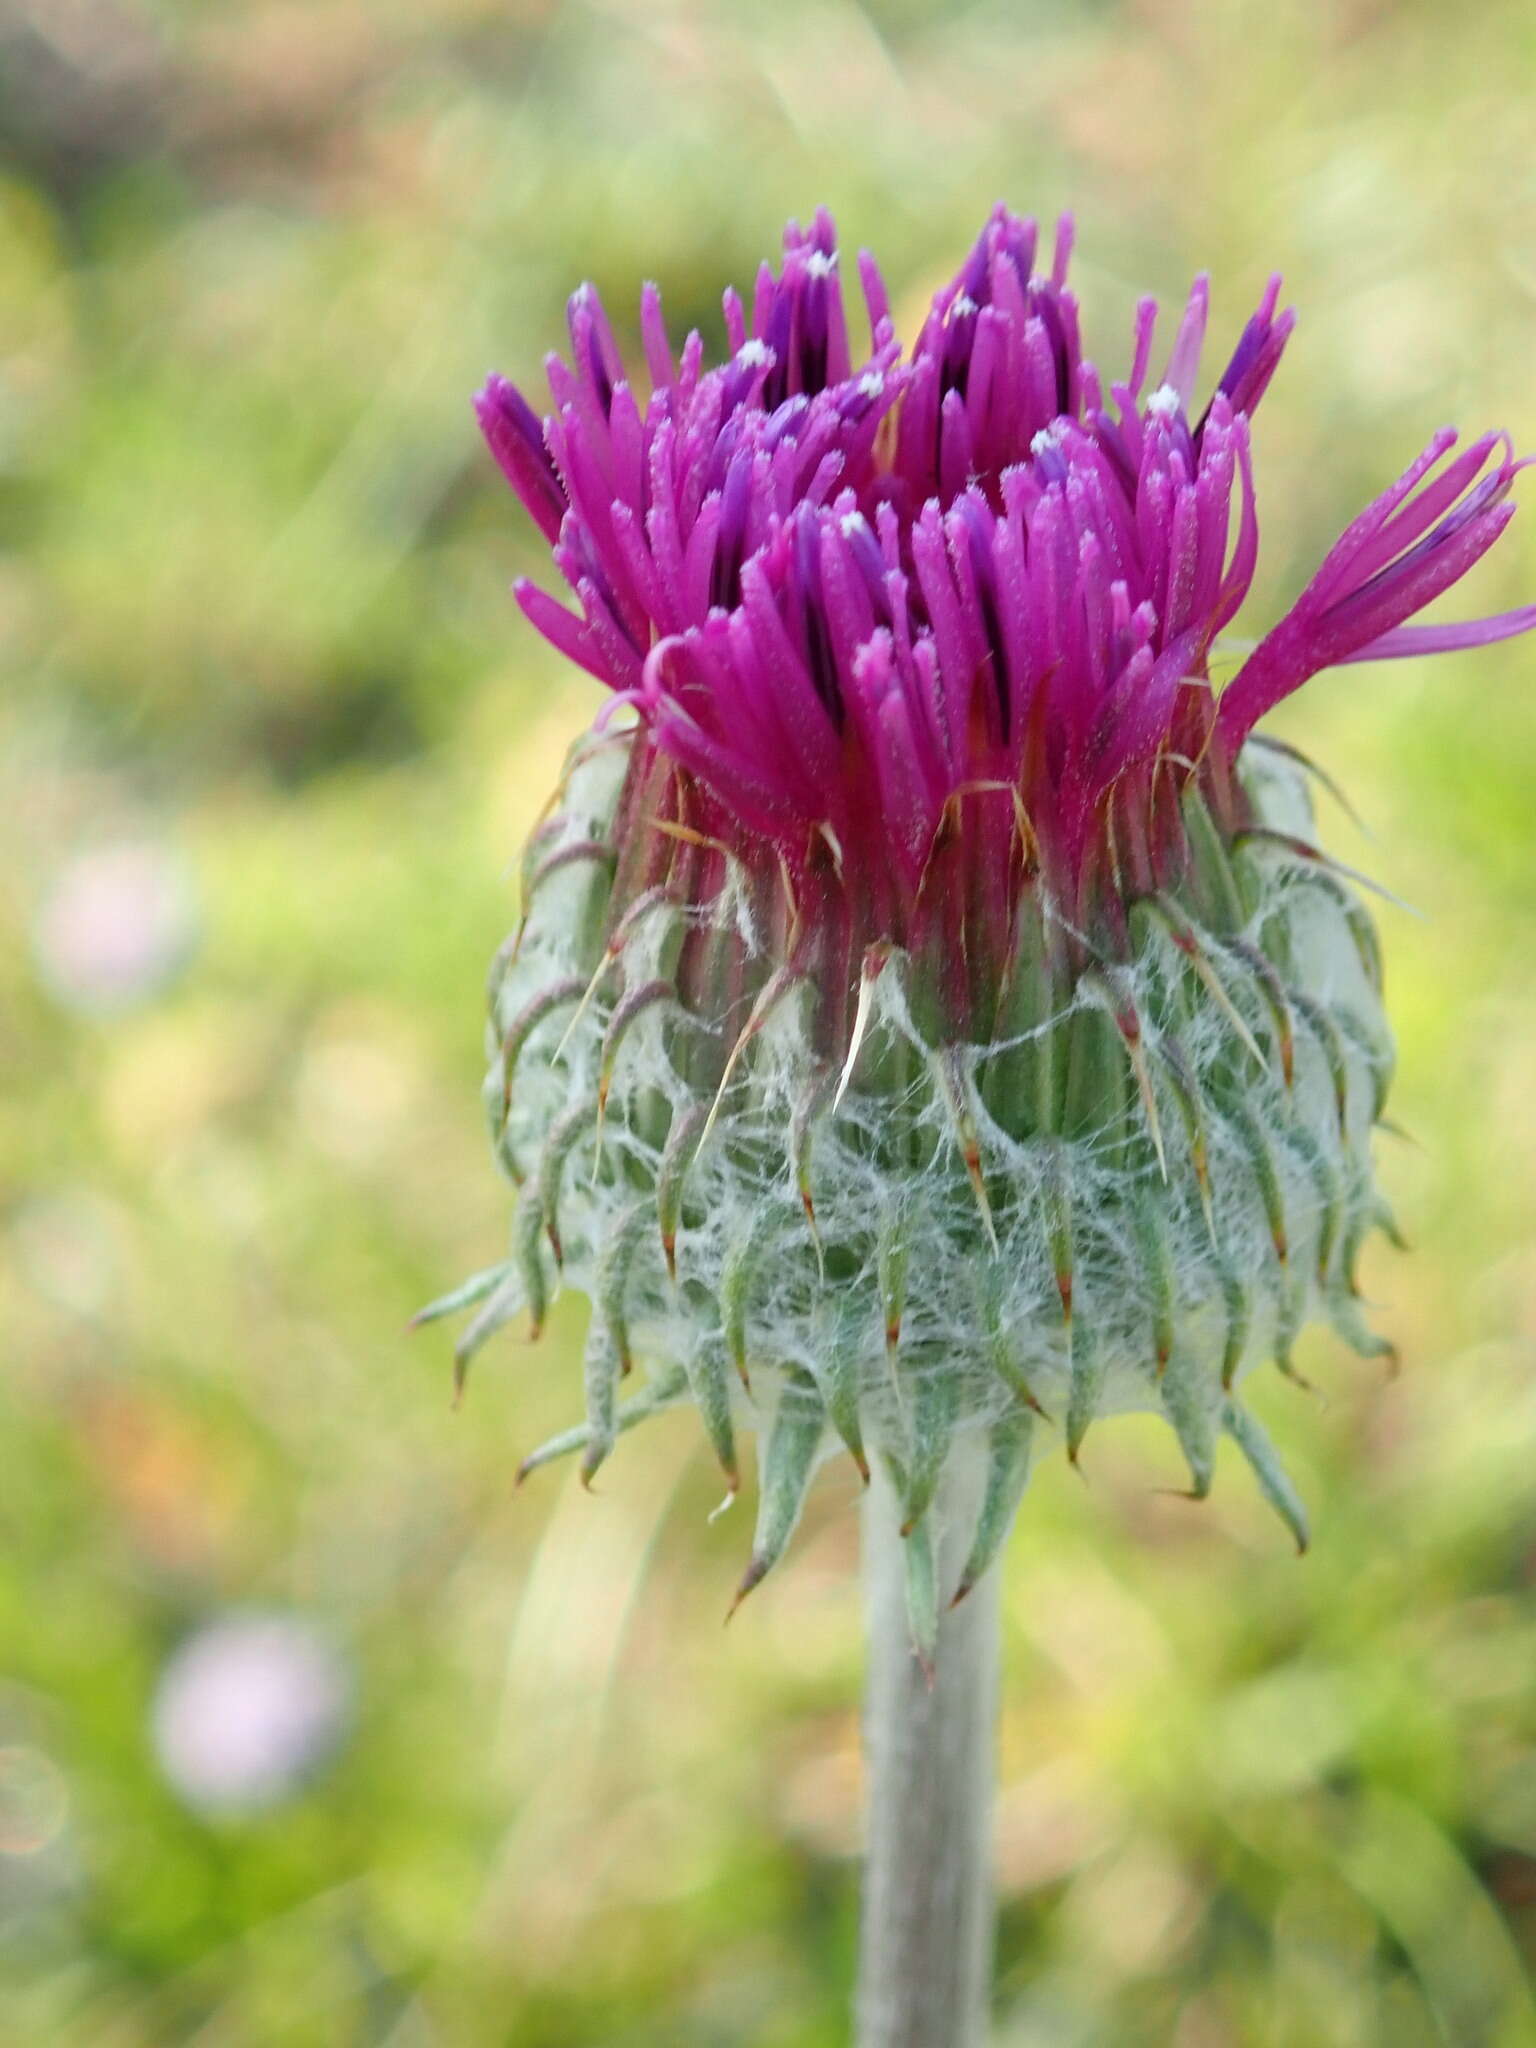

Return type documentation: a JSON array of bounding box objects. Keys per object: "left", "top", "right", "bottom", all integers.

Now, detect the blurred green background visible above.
[{"left": 4, "top": 1, "right": 1536, "bottom": 2042}]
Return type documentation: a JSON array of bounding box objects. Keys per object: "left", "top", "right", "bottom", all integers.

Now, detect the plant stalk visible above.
[{"left": 855, "top": 1454, "right": 1000, "bottom": 2048}]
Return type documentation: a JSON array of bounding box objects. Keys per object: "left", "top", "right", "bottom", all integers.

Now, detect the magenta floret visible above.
[{"left": 479, "top": 209, "right": 1533, "bottom": 950}]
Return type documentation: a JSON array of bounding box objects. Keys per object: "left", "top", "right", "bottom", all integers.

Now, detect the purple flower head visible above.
[
  {"left": 449, "top": 209, "right": 1536, "bottom": 1607},
  {"left": 479, "top": 209, "right": 1534, "bottom": 1022}
]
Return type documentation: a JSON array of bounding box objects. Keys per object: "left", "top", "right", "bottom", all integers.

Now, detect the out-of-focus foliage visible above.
[{"left": 3, "top": 1, "right": 1536, "bottom": 2042}]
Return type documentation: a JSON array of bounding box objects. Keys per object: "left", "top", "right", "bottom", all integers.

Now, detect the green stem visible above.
[{"left": 856, "top": 1454, "right": 1000, "bottom": 2048}]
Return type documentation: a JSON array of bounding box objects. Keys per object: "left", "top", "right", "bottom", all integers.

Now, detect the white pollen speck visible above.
[
  {"left": 1146, "top": 384, "right": 1182, "bottom": 418},
  {"left": 1030, "top": 423, "right": 1066, "bottom": 457},
  {"left": 805, "top": 250, "right": 839, "bottom": 279},
  {"left": 736, "top": 339, "right": 774, "bottom": 369},
  {"left": 857, "top": 370, "right": 885, "bottom": 398},
  {"left": 840, "top": 511, "right": 868, "bottom": 537},
  {"left": 949, "top": 293, "right": 978, "bottom": 319}
]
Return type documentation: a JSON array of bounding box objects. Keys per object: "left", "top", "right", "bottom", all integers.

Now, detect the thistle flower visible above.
[{"left": 439, "top": 208, "right": 1534, "bottom": 1654}]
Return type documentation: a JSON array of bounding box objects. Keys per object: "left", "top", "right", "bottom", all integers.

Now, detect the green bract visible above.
[{"left": 425, "top": 725, "right": 1396, "bottom": 1652}]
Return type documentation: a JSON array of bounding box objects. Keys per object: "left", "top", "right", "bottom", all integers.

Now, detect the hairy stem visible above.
[{"left": 856, "top": 1453, "right": 1000, "bottom": 2048}]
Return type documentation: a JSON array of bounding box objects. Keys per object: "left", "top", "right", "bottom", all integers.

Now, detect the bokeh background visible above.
[{"left": 5, "top": 1, "right": 1536, "bottom": 2041}]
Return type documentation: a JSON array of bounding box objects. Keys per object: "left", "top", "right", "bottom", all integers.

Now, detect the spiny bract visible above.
[{"left": 430, "top": 207, "right": 1533, "bottom": 1653}]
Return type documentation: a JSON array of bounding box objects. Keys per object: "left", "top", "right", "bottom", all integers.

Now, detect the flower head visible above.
[{"left": 441, "top": 209, "right": 1533, "bottom": 1647}]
